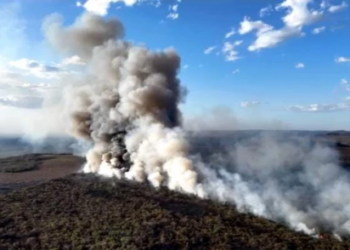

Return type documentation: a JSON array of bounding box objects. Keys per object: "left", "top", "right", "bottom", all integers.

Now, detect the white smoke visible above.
[
  {"left": 188, "top": 131, "right": 350, "bottom": 237},
  {"left": 43, "top": 12, "right": 200, "bottom": 195},
  {"left": 42, "top": 11, "right": 350, "bottom": 239}
]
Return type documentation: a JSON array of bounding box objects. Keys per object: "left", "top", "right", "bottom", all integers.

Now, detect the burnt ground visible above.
[
  {"left": 1, "top": 174, "right": 350, "bottom": 250},
  {"left": 0, "top": 154, "right": 84, "bottom": 194}
]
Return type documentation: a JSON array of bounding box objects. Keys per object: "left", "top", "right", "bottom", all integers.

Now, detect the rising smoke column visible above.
[{"left": 42, "top": 12, "right": 200, "bottom": 195}]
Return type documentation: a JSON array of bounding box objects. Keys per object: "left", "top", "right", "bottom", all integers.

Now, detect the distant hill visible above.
[
  {"left": 187, "top": 130, "right": 350, "bottom": 167},
  {"left": 0, "top": 136, "right": 84, "bottom": 158}
]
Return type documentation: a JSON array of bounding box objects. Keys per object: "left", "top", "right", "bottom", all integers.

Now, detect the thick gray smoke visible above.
[
  {"left": 43, "top": 12, "right": 199, "bottom": 195},
  {"left": 43, "top": 12, "right": 350, "bottom": 239}
]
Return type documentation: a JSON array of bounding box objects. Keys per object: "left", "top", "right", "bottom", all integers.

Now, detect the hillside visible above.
[
  {"left": 1, "top": 132, "right": 350, "bottom": 249},
  {"left": 1, "top": 173, "right": 350, "bottom": 250}
]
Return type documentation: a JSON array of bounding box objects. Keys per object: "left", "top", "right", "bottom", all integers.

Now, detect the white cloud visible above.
[
  {"left": 239, "top": 17, "right": 273, "bottom": 35},
  {"left": 0, "top": 53, "right": 82, "bottom": 111},
  {"left": 335, "top": 57, "right": 350, "bottom": 63},
  {"left": 0, "top": 70, "right": 52, "bottom": 109},
  {"left": 295, "top": 62, "right": 305, "bottom": 68},
  {"left": 166, "top": 13, "right": 179, "bottom": 19},
  {"left": 238, "top": 17, "right": 302, "bottom": 51},
  {"left": 8, "top": 57, "right": 80, "bottom": 80},
  {"left": 288, "top": 103, "right": 350, "bottom": 112},
  {"left": 170, "top": 4, "right": 178, "bottom": 12},
  {"left": 238, "top": 0, "right": 332, "bottom": 51},
  {"left": 0, "top": 68, "right": 21, "bottom": 84},
  {"left": 320, "top": 1, "right": 328, "bottom": 9},
  {"left": 62, "top": 55, "right": 85, "bottom": 65},
  {"left": 21, "top": 82, "right": 51, "bottom": 93},
  {"left": 0, "top": 95, "right": 17, "bottom": 104},
  {"left": 183, "top": 64, "right": 189, "bottom": 69},
  {"left": 225, "top": 28, "right": 236, "bottom": 39},
  {"left": 329, "top": 1, "right": 348, "bottom": 13},
  {"left": 0, "top": 65, "right": 52, "bottom": 90},
  {"left": 259, "top": 5, "right": 273, "bottom": 17},
  {"left": 0, "top": 95, "right": 43, "bottom": 108},
  {"left": 232, "top": 69, "right": 240, "bottom": 74},
  {"left": 167, "top": 3, "right": 180, "bottom": 20},
  {"left": 222, "top": 40, "right": 242, "bottom": 61},
  {"left": 76, "top": 0, "right": 138, "bottom": 16},
  {"left": 312, "top": 26, "right": 325, "bottom": 34},
  {"left": 204, "top": 46, "right": 217, "bottom": 55},
  {"left": 276, "top": 0, "right": 323, "bottom": 28},
  {"left": 8, "top": 58, "right": 63, "bottom": 79},
  {"left": 341, "top": 78, "right": 350, "bottom": 91},
  {"left": 241, "top": 101, "right": 262, "bottom": 108},
  {"left": 250, "top": 27, "right": 301, "bottom": 51}
]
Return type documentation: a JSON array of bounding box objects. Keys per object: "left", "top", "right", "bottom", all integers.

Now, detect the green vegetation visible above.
[{"left": 1, "top": 174, "right": 350, "bottom": 249}]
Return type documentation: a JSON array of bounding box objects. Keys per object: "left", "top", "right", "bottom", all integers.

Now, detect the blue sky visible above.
[{"left": 0, "top": 0, "right": 350, "bottom": 131}]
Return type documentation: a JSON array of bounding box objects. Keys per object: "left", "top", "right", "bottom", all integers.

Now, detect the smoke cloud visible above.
[
  {"left": 183, "top": 106, "right": 290, "bottom": 131},
  {"left": 188, "top": 131, "right": 350, "bottom": 237},
  {"left": 43, "top": 12, "right": 350, "bottom": 239},
  {"left": 43, "top": 12, "right": 199, "bottom": 194}
]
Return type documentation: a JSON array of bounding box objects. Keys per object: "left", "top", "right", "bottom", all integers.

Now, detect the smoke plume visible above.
[
  {"left": 43, "top": 12, "right": 199, "bottom": 195},
  {"left": 188, "top": 131, "right": 350, "bottom": 237},
  {"left": 44, "top": 12, "right": 350, "bottom": 239}
]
